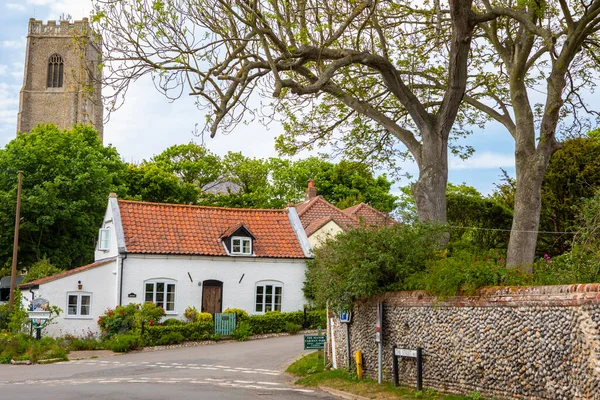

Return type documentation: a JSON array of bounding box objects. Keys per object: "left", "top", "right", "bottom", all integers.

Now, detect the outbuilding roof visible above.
[
  {"left": 117, "top": 200, "right": 307, "bottom": 258},
  {"left": 19, "top": 258, "right": 116, "bottom": 288}
]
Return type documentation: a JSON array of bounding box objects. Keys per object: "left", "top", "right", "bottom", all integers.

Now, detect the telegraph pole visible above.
[{"left": 8, "top": 171, "right": 23, "bottom": 311}]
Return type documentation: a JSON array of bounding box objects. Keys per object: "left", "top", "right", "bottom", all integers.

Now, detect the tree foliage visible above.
[
  {"left": 0, "top": 124, "right": 125, "bottom": 270},
  {"left": 305, "top": 224, "right": 446, "bottom": 310},
  {"left": 93, "top": 0, "right": 484, "bottom": 226}
]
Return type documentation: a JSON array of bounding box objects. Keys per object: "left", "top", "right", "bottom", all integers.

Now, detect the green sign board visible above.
[{"left": 304, "top": 334, "right": 327, "bottom": 350}]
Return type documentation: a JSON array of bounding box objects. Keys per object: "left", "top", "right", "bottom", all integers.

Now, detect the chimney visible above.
[{"left": 306, "top": 179, "right": 317, "bottom": 201}]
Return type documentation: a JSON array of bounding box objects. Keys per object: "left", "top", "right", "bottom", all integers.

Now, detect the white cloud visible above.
[
  {"left": 2, "top": 38, "right": 26, "bottom": 49},
  {"left": 0, "top": 65, "right": 7, "bottom": 76},
  {"left": 450, "top": 152, "right": 515, "bottom": 170},
  {"left": 6, "top": 3, "right": 27, "bottom": 12}
]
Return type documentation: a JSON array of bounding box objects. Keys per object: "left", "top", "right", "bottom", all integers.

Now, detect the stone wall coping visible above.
[{"left": 366, "top": 283, "right": 600, "bottom": 307}]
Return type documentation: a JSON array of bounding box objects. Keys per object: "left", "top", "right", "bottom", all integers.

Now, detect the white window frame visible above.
[
  {"left": 144, "top": 279, "right": 177, "bottom": 314},
  {"left": 231, "top": 236, "right": 252, "bottom": 255},
  {"left": 255, "top": 281, "right": 283, "bottom": 313},
  {"left": 66, "top": 292, "right": 92, "bottom": 318},
  {"left": 98, "top": 228, "right": 110, "bottom": 251}
]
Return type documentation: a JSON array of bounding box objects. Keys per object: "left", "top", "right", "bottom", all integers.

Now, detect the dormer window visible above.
[
  {"left": 98, "top": 228, "right": 110, "bottom": 251},
  {"left": 231, "top": 236, "right": 252, "bottom": 255},
  {"left": 220, "top": 223, "right": 255, "bottom": 256}
]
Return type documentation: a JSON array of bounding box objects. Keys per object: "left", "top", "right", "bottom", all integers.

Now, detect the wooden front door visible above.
[{"left": 202, "top": 280, "right": 222, "bottom": 314}]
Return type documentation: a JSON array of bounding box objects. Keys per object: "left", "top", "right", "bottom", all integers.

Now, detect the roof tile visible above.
[{"left": 118, "top": 200, "right": 306, "bottom": 258}]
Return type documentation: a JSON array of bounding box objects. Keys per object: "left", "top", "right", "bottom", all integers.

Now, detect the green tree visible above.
[
  {"left": 122, "top": 163, "right": 199, "bottom": 204},
  {"left": 538, "top": 137, "right": 600, "bottom": 256},
  {"left": 305, "top": 224, "right": 445, "bottom": 310},
  {"left": 0, "top": 124, "right": 126, "bottom": 270},
  {"left": 446, "top": 184, "right": 512, "bottom": 254},
  {"left": 93, "top": 0, "right": 482, "bottom": 228},
  {"left": 151, "top": 143, "right": 222, "bottom": 188},
  {"left": 21, "top": 258, "right": 61, "bottom": 284}
]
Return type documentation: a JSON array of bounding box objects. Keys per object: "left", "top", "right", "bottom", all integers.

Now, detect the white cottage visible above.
[{"left": 20, "top": 194, "right": 312, "bottom": 337}]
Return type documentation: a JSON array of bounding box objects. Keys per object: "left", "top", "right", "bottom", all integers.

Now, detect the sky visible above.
[{"left": 0, "top": 0, "right": 520, "bottom": 196}]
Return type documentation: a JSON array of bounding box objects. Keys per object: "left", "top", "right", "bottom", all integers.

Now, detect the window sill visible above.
[{"left": 65, "top": 316, "right": 94, "bottom": 320}]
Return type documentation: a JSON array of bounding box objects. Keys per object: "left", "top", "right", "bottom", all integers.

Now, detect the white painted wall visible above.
[
  {"left": 29, "top": 260, "right": 118, "bottom": 337},
  {"left": 308, "top": 220, "right": 344, "bottom": 248},
  {"left": 94, "top": 200, "right": 120, "bottom": 261},
  {"left": 120, "top": 255, "right": 308, "bottom": 318}
]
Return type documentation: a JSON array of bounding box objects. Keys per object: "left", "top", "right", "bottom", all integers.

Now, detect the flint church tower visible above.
[{"left": 17, "top": 18, "right": 103, "bottom": 140}]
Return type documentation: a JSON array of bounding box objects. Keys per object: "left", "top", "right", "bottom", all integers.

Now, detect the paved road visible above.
[{"left": 0, "top": 335, "right": 335, "bottom": 400}]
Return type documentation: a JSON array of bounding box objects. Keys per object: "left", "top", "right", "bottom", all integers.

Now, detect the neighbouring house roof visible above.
[
  {"left": 117, "top": 200, "right": 307, "bottom": 258},
  {"left": 295, "top": 196, "right": 360, "bottom": 232},
  {"left": 341, "top": 203, "right": 398, "bottom": 227},
  {"left": 0, "top": 275, "right": 24, "bottom": 289},
  {"left": 19, "top": 258, "right": 116, "bottom": 288},
  {"left": 295, "top": 195, "right": 397, "bottom": 236}
]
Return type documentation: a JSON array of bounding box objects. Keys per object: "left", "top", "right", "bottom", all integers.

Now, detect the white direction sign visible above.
[{"left": 395, "top": 348, "right": 418, "bottom": 358}]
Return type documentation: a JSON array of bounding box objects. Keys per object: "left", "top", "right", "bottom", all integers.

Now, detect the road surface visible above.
[{"left": 0, "top": 335, "right": 335, "bottom": 400}]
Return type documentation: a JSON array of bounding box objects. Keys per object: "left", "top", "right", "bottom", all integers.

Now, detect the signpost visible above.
[
  {"left": 376, "top": 302, "right": 383, "bottom": 383},
  {"left": 392, "top": 346, "right": 423, "bottom": 391},
  {"left": 27, "top": 298, "right": 51, "bottom": 340},
  {"left": 340, "top": 310, "right": 352, "bottom": 369},
  {"left": 304, "top": 334, "right": 327, "bottom": 350}
]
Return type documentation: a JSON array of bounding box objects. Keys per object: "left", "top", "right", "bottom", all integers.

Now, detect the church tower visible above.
[{"left": 17, "top": 18, "right": 103, "bottom": 140}]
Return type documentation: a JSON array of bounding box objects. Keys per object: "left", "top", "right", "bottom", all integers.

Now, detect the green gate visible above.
[{"left": 214, "top": 313, "right": 237, "bottom": 335}]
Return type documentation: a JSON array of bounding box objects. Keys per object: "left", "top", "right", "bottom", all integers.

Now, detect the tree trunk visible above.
[{"left": 412, "top": 133, "right": 448, "bottom": 225}]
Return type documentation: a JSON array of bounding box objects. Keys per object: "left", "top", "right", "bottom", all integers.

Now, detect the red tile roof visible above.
[
  {"left": 296, "top": 197, "right": 397, "bottom": 236},
  {"left": 19, "top": 259, "right": 116, "bottom": 288},
  {"left": 296, "top": 196, "right": 360, "bottom": 232},
  {"left": 342, "top": 203, "right": 398, "bottom": 227},
  {"left": 118, "top": 200, "right": 306, "bottom": 258}
]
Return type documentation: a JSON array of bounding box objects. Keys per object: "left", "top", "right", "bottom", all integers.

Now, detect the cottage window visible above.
[
  {"left": 255, "top": 281, "right": 282, "bottom": 313},
  {"left": 98, "top": 228, "right": 110, "bottom": 250},
  {"left": 231, "top": 236, "right": 252, "bottom": 255},
  {"left": 47, "top": 54, "right": 64, "bottom": 88},
  {"left": 66, "top": 293, "right": 91, "bottom": 317},
  {"left": 144, "top": 279, "right": 176, "bottom": 312}
]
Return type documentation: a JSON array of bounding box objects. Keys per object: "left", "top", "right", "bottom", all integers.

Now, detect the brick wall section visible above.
[{"left": 331, "top": 285, "right": 600, "bottom": 399}]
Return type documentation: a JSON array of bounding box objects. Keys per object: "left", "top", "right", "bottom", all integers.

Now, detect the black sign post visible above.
[{"left": 392, "top": 346, "right": 423, "bottom": 392}]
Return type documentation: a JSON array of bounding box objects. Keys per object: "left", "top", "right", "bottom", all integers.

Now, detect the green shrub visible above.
[
  {"left": 108, "top": 334, "right": 142, "bottom": 352},
  {"left": 153, "top": 331, "right": 185, "bottom": 346},
  {"left": 223, "top": 308, "right": 249, "bottom": 324},
  {"left": 183, "top": 306, "right": 199, "bottom": 322},
  {"left": 98, "top": 303, "right": 166, "bottom": 337},
  {"left": 162, "top": 318, "right": 184, "bottom": 326},
  {"left": 245, "top": 310, "right": 325, "bottom": 334},
  {"left": 0, "top": 333, "right": 67, "bottom": 363},
  {"left": 144, "top": 321, "right": 213, "bottom": 345},
  {"left": 195, "top": 312, "right": 213, "bottom": 323},
  {"left": 404, "top": 253, "right": 527, "bottom": 298},
  {"left": 285, "top": 322, "right": 301, "bottom": 335},
  {"left": 231, "top": 321, "right": 252, "bottom": 341}
]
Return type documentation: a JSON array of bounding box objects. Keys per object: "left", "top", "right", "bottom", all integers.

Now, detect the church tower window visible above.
[{"left": 47, "top": 54, "right": 64, "bottom": 88}]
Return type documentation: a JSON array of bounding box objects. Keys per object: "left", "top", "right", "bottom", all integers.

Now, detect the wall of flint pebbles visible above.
[{"left": 329, "top": 284, "right": 600, "bottom": 400}]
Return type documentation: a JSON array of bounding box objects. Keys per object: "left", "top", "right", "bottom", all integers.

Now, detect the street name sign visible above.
[{"left": 395, "top": 348, "right": 418, "bottom": 358}]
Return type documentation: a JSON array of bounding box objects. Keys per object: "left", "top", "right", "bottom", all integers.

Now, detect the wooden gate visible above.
[{"left": 214, "top": 313, "right": 236, "bottom": 335}]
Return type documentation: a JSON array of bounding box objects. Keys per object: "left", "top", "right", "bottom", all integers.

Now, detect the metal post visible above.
[
  {"left": 377, "top": 302, "right": 383, "bottom": 384},
  {"left": 303, "top": 307, "right": 307, "bottom": 329},
  {"left": 416, "top": 347, "right": 423, "bottom": 391},
  {"left": 8, "top": 171, "right": 23, "bottom": 311},
  {"left": 345, "top": 323, "right": 351, "bottom": 369},
  {"left": 392, "top": 346, "right": 399, "bottom": 387},
  {"left": 36, "top": 327, "right": 41, "bottom": 340}
]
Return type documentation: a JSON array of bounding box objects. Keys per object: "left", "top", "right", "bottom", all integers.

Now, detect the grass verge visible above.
[{"left": 286, "top": 352, "right": 489, "bottom": 400}]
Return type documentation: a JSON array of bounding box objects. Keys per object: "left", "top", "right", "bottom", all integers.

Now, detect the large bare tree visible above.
[{"left": 92, "top": 0, "right": 485, "bottom": 226}]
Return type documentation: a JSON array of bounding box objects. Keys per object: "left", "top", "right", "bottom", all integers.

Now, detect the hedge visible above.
[
  {"left": 246, "top": 310, "right": 326, "bottom": 335},
  {"left": 144, "top": 321, "right": 214, "bottom": 344}
]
